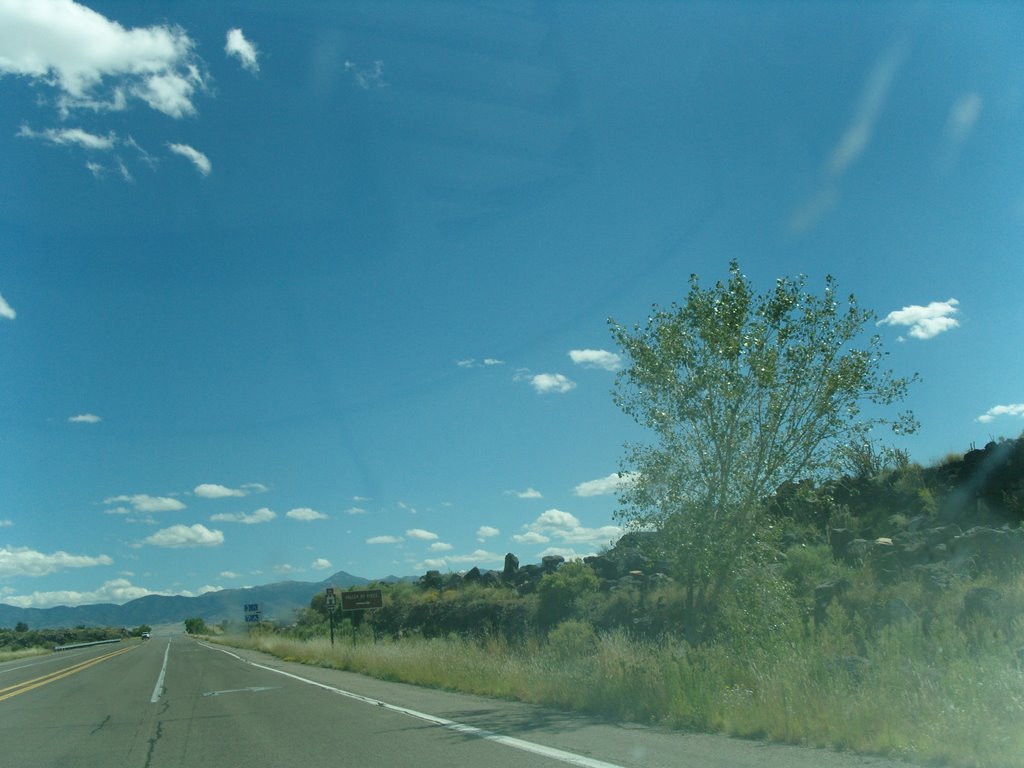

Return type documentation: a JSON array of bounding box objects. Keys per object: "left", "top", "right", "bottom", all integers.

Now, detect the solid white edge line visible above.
[
  {"left": 195, "top": 642, "right": 624, "bottom": 768},
  {"left": 150, "top": 640, "right": 170, "bottom": 704}
]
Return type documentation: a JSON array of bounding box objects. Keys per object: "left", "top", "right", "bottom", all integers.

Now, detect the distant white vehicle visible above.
[{"left": 141, "top": 632, "right": 151, "bottom": 639}]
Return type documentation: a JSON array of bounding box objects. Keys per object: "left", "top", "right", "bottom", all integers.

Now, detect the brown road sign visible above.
[{"left": 341, "top": 589, "right": 383, "bottom": 610}]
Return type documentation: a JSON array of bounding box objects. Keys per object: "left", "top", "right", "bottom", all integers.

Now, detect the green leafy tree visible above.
[
  {"left": 609, "top": 261, "right": 916, "bottom": 643},
  {"left": 536, "top": 561, "right": 600, "bottom": 629},
  {"left": 184, "top": 617, "right": 207, "bottom": 635}
]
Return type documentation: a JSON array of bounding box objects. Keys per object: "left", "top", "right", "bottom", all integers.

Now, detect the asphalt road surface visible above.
[{"left": 0, "top": 631, "right": 919, "bottom": 768}]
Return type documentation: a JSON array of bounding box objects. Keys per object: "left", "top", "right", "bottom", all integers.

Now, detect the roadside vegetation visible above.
[
  {"left": 211, "top": 265, "right": 1022, "bottom": 767},
  {"left": 0, "top": 624, "right": 131, "bottom": 658}
]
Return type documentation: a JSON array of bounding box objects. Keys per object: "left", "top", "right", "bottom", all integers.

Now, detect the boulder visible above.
[
  {"left": 541, "top": 555, "right": 565, "bottom": 572},
  {"left": 502, "top": 553, "right": 519, "bottom": 581}
]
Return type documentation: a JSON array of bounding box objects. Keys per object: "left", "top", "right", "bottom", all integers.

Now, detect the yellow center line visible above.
[{"left": 0, "top": 645, "right": 137, "bottom": 702}]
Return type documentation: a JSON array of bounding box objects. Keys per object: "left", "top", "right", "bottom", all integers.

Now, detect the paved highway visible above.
[{"left": 0, "top": 632, "right": 916, "bottom": 768}]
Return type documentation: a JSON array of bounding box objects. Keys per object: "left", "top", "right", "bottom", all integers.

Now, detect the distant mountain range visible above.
[{"left": 0, "top": 570, "right": 385, "bottom": 630}]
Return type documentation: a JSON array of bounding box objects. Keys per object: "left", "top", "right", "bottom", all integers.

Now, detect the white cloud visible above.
[
  {"left": 947, "top": 92, "right": 983, "bottom": 144},
  {"left": 167, "top": 143, "right": 211, "bottom": 176},
  {"left": 429, "top": 542, "right": 453, "bottom": 552},
  {"left": 446, "top": 550, "right": 502, "bottom": 565},
  {"left": 530, "top": 373, "right": 576, "bottom": 395},
  {"left": 198, "top": 584, "right": 222, "bottom": 595},
  {"left": 406, "top": 528, "right": 439, "bottom": 541},
  {"left": 141, "top": 523, "right": 224, "bottom": 548},
  {"left": 569, "top": 349, "right": 623, "bottom": 372},
  {"left": 224, "top": 28, "right": 258, "bottom": 74},
  {"left": 367, "top": 535, "right": 402, "bottom": 545},
  {"left": 0, "top": 519, "right": 13, "bottom": 528},
  {"left": 573, "top": 471, "right": 638, "bottom": 498},
  {"left": 877, "top": 298, "right": 960, "bottom": 340},
  {"left": 242, "top": 483, "right": 269, "bottom": 493},
  {"left": 210, "top": 507, "right": 276, "bottom": 525},
  {"left": 507, "top": 487, "right": 542, "bottom": 499},
  {"left": 422, "top": 558, "right": 448, "bottom": 569},
  {"left": 517, "top": 508, "right": 621, "bottom": 548},
  {"left": 0, "top": 0, "right": 205, "bottom": 118},
  {"left": 274, "top": 563, "right": 298, "bottom": 575},
  {"left": 456, "top": 359, "right": 475, "bottom": 368},
  {"left": 353, "top": 496, "right": 372, "bottom": 502},
  {"left": 0, "top": 292, "right": 16, "bottom": 320},
  {"left": 346, "top": 507, "right": 367, "bottom": 515},
  {"left": 0, "top": 545, "right": 112, "bottom": 577},
  {"left": 483, "top": 358, "right": 505, "bottom": 366},
  {"left": 2, "top": 578, "right": 168, "bottom": 609},
  {"left": 311, "top": 558, "right": 332, "bottom": 570},
  {"left": 512, "top": 531, "right": 549, "bottom": 544},
  {"left": 476, "top": 526, "right": 500, "bottom": 539},
  {"left": 104, "top": 494, "right": 185, "bottom": 512},
  {"left": 17, "top": 125, "right": 117, "bottom": 150},
  {"left": 286, "top": 507, "right": 327, "bottom": 521},
  {"left": 68, "top": 413, "right": 101, "bottom": 423},
  {"left": 977, "top": 403, "right": 1024, "bottom": 424},
  {"left": 194, "top": 483, "right": 247, "bottom": 498},
  {"left": 219, "top": 571, "right": 240, "bottom": 579}
]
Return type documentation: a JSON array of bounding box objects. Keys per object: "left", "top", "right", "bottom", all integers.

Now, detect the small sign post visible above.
[{"left": 324, "top": 588, "right": 337, "bottom": 646}]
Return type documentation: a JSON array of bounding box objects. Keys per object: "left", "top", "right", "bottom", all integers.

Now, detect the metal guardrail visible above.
[{"left": 53, "top": 638, "right": 123, "bottom": 651}]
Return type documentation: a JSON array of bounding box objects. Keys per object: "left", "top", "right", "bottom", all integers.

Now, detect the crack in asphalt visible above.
[
  {"left": 143, "top": 720, "right": 163, "bottom": 768},
  {"left": 89, "top": 714, "right": 111, "bottom": 735}
]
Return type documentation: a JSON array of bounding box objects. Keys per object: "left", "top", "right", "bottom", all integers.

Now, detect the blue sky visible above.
[{"left": 2, "top": 1, "right": 1023, "bottom": 610}]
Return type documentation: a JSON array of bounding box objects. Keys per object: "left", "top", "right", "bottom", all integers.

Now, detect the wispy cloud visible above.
[
  {"left": 194, "top": 483, "right": 247, "bottom": 498},
  {"left": 68, "top": 413, "right": 102, "bottom": 424},
  {"left": 210, "top": 508, "right": 276, "bottom": 525},
  {"left": 0, "top": 0, "right": 205, "bottom": 118},
  {"left": 947, "top": 92, "right": 983, "bottom": 144},
  {"left": 344, "top": 60, "right": 386, "bottom": 90},
  {"left": 789, "top": 41, "right": 906, "bottom": 234},
  {"left": 569, "top": 349, "right": 622, "bottom": 371},
  {"left": 0, "top": 520, "right": 13, "bottom": 528},
  {"left": 430, "top": 542, "right": 453, "bottom": 552},
  {"left": 507, "top": 487, "right": 543, "bottom": 499},
  {"left": 826, "top": 43, "right": 906, "bottom": 177},
  {"left": 367, "top": 535, "right": 402, "bottom": 545},
  {"left": 0, "top": 545, "right": 111, "bottom": 577},
  {"left": 225, "top": 28, "right": 259, "bottom": 74},
  {"left": 877, "top": 298, "right": 960, "bottom": 340},
  {"left": 977, "top": 403, "right": 1024, "bottom": 424},
  {"left": 573, "top": 471, "right": 638, "bottom": 498},
  {"left": 476, "top": 526, "right": 500, "bottom": 540},
  {"left": 345, "top": 506, "right": 368, "bottom": 515},
  {"left": 286, "top": 507, "right": 327, "bottom": 521},
  {"left": 0, "top": 292, "right": 16, "bottom": 320},
  {"left": 141, "top": 524, "right": 224, "bottom": 548},
  {"left": 456, "top": 357, "right": 505, "bottom": 369},
  {"left": 17, "top": 125, "right": 117, "bottom": 150},
  {"left": 104, "top": 494, "right": 185, "bottom": 512},
  {"left": 167, "top": 143, "right": 211, "bottom": 176},
  {"left": 406, "top": 528, "right": 439, "bottom": 541}
]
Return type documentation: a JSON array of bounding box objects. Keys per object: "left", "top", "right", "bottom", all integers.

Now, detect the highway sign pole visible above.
[{"left": 325, "top": 588, "right": 337, "bottom": 646}]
